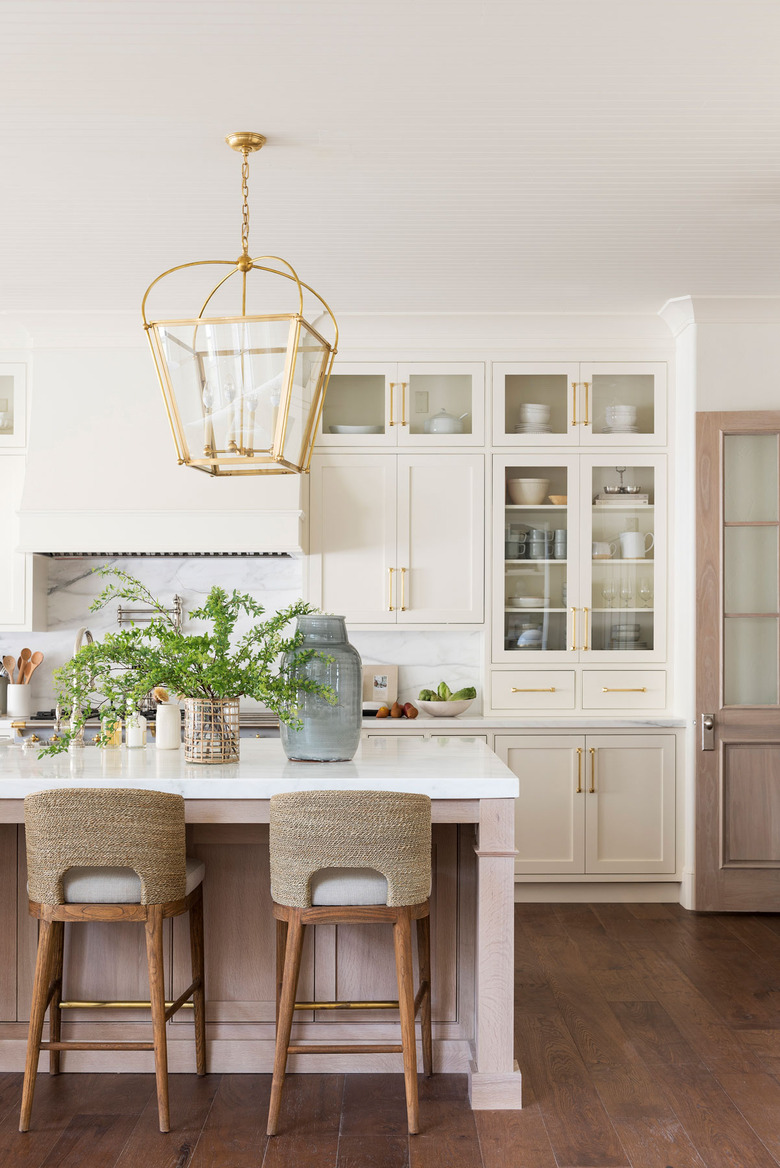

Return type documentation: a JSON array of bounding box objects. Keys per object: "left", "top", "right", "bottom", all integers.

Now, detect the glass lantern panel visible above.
[
  {"left": 724, "top": 527, "right": 778, "bottom": 614},
  {"left": 503, "top": 374, "right": 569, "bottom": 438},
  {"left": 724, "top": 435, "right": 779, "bottom": 522},
  {"left": 724, "top": 617, "right": 779, "bottom": 706},
  {"left": 322, "top": 373, "right": 387, "bottom": 435},
  {"left": 407, "top": 374, "right": 473, "bottom": 435},
  {"left": 590, "top": 374, "right": 654, "bottom": 437},
  {"left": 159, "top": 318, "right": 293, "bottom": 462},
  {"left": 281, "top": 320, "right": 329, "bottom": 468},
  {"left": 504, "top": 464, "right": 569, "bottom": 653},
  {"left": 0, "top": 374, "right": 14, "bottom": 434}
]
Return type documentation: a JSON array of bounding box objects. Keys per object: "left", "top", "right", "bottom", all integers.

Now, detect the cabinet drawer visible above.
[
  {"left": 492, "top": 671, "right": 576, "bottom": 711},
  {"left": 582, "top": 670, "right": 666, "bottom": 710}
]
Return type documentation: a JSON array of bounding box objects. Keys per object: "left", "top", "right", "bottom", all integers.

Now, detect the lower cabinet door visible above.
[
  {"left": 584, "top": 734, "right": 676, "bottom": 874},
  {"left": 495, "top": 735, "right": 586, "bottom": 875}
]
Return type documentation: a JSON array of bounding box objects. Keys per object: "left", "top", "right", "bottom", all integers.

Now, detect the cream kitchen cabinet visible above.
[
  {"left": 317, "top": 361, "right": 485, "bottom": 448},
  {"left": 493, "top": 361, "right": 666, "bottom": 447},
  {"left": 308, "top": 453, "right": 484, "bottom": 624},
  {"left": 0, "top": 456, "right": 46, "bottom": 631},
  {"left": 495, "top": 733, "right": 676, "bottom": 877}
]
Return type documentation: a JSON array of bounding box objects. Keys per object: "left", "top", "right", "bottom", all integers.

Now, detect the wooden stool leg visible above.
[
  {"left": 19, "top": 918, "right": 58, "bottom": 1131},
  {"left": 267, "top": 912, "right": 305, "bottom": 1136},
  {"left": 48, "top": 921, "right": 65, "bottom": 1076},
  {"left": 145, "top": 904, "right": 170, "bottom": 1133},
  {"left": 416, "top": 913, "right": 433, "bottom": 1078},
  {"left": 189, "top": 883, "right": 207, "bottom": 1076},
  {"left": 275, "top": 918, "right": 288, "bottom": 1028},
  {"left": 394, "top": 907, "right": 420, "bottom": 1134}
]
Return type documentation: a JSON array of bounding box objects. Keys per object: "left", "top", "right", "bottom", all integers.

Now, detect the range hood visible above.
[{"left": 17, "top": 347, "right": 308, "bottom": 556}]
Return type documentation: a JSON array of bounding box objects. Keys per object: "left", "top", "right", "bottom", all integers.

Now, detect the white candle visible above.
[{"left": 156, "top": 704, "right": 181, "bottom": 750}]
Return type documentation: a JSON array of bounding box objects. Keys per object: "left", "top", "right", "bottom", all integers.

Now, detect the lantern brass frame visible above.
[{"left": 141, "top": 135, "right": 338, "bottom": 477}]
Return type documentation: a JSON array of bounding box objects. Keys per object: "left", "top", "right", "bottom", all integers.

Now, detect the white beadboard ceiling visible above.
[{"left": 2, "top": 0, "right": 779, "bottom": 318}]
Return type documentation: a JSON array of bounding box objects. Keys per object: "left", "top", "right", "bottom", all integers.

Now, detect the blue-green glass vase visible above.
[{"left": 280, "top": 615, "right": 362, "bottom": 762}]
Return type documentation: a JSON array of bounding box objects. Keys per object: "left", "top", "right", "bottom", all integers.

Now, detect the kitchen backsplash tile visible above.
[{"left": 1, "top": 557, "right": 481, "bottom": 712}]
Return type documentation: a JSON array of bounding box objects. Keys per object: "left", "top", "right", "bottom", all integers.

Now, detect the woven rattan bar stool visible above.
[
  {"left": 267, "top": 789, "right": 433, "bottom": 1136},
  {"left": 20, "top": 788, "right": 206, "bottom": 1134}
]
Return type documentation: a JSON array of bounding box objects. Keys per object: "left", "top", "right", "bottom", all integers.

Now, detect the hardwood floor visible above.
[{"left": 3, "top": 903, "right": 780, "bottom": 1166}]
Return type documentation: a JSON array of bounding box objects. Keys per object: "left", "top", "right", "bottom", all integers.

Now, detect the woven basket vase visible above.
[{"left": 183, "top": 697, "right": 240, "bottom": 764}]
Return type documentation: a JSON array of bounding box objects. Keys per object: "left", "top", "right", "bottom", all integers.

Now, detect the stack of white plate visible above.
[
  {"left": 604, "top": 404, "right": 637, "bottom": 433},
  {"left": 516, "top": 403, "right": 551, "bottom": 434}
]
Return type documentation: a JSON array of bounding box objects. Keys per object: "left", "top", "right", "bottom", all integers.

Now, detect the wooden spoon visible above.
[
  {"left": 18, "top": 648, "right": 31, "bottom": 680},
  {"left": 25, "top": 651, "right": 44, "bottom": 683},
  {"left": 2, "top": 654, "right": 16, "bottom": 683}
]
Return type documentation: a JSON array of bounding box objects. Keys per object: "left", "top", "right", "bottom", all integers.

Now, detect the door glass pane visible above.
[
  {"left": 591, "top": 465, "right": 655, "bottom": 651},
  {"left": 504, "top": 465, "right": 568, "bottom": 653},
  {"left": 321, "top": 373, "right": 386, "bottom": 435},
  {"left": 503, "top": 375, "right": 568, "bottom": 438},
  {"left": 724, "top": 617, "right": 779, "bottom": 706},
  {"left": 407, "top": 373, "right": 473, "bottom": 436},
  {"left": 0, "top": 374, "right": 14, "bottom": 434},
  {"left": 724, "top": 435, "right": 778, "bottom": 522},
  {"left": 724, "top": 528, "right": 779, "bottom": 613},
  {"left": 591, "top": 374, "right": 654, "bottom": 437}
]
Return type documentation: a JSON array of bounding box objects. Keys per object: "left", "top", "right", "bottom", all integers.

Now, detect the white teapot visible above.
[{"left": 424, "top": 409, "right": 468, "bottom": 434}]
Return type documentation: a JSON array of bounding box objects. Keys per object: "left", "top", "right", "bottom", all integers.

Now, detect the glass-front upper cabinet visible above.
[
  {"left": 318, "top": 361, "right": 485, "bottom": 447},
  {"left": 492, "top": 361, "right": 666, "bottom": 447},
  {"left": 492, "top": 455, "right": 666, "bottom": 663},
  {"left": 0, "top": 364, "right": 26, "bottom": 448}
]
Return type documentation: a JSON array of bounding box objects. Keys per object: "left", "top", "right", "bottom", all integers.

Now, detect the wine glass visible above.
[
  {"left": 601, "top": 582, "right": 617, "bottom": 609},
  {"left": 639, "top": 580, "right": 653, "bottom": 608},
  {"left": 620, "top": 582, "right": 634, "bottom": 609}
]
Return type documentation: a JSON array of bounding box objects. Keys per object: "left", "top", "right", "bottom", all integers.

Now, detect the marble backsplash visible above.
[{"left": 0, "top": 557, "right": 482, "bottom": 714}]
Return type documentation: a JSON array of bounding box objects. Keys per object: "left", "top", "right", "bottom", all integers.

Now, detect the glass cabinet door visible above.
[
  {"left": 584, "top": 459, "right": 665, "bottom": 660},
  {"left": 319, "top": 362, "right": 484, "bottom": 447},
  {"left": 493, "top": 457, "right": 579, "bottom": 662},
  {"left": 493, "top": 362, "right": 579, "bottom": 446},
  {"left": 579, "top": 362, "right": 666, "bottom": 446},
  {"left": 0, "top": 364, "right": 26, "bottom": 449}
]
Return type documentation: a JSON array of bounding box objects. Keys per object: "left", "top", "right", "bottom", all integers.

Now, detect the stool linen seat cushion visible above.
[
  {"left": 310, "top": 866, "right": 388, "bottom": 906},
  {"left": 61, "top": 857, "right": 205, "bottom": 904}
]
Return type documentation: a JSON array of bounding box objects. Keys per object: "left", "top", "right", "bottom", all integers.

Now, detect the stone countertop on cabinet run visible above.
[
  {"left": 0, "top": 735, "right": 518, "bottom": 801},
  {"left": 362, "top": 714, "right": 688, "bottom": 729}
]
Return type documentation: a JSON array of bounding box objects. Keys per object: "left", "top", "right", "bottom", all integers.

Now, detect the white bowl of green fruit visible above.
[{"left": 416, "top": 682, "right": 476, "bottom": 718}]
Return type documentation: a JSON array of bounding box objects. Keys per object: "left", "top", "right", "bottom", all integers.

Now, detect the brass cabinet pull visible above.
[
  {"left": 389, "top": 382, "right": 397, "bottom": 426},
  {"left": 511, "top": 687, "right": 556, "bottom": 693},
  {"left": 388, "top": 567, "right": 396, "bottom": 611},
  {"left": 571, "top": 381, "right": 578, "bottom": 427},
  {"left": 576, "top": 746, "right": 583, "bottom": 793},
  {"left": 589, "top": 747, "right": 596, "bottom": 793},
  {"left": 399, "top": 566, "right": 408, "bottom": 611},
  {"left": 400, "top": 382, "right": 408, "bottom": 427},
  {"left": 570, "top": 606, "right": 577, "bottom": 650},
  {"left": 582, "top": 606, "right": 590, "bottom": 651},
  {"left": 602, "top": 686, "right": 647, "bottom": 693},
  {"left": 583, "top": 381, "right": 590, "bottom": 427}
]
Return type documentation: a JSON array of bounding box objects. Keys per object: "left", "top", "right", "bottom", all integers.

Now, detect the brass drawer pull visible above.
[
  {"left": 582, "top": 381, "right": 590, "bottom": 426},
  {"left": 582, "top": 606, "right": 589, "bottom": 651},
  {"left": 511, "top": 687, "right": 556, "bottom": 693},
  {"left": 388, "top": 567, "right": 396, "bottom": 611},
  {"left": 389, "top": 382, "right": 397, "bottom": 426},
  {"left": 575, "top": 746, "right": 583, "bottom": 793},
  {"left": 400, "top": 381, "right": 408, "bottom": 427},
  {"left": 589, "top": 746, "right": 596, "bottom": 793},
  {"left": 602, "top": 687, "right": 647, "bottom": 693},
  {"left": 570, "top": 606, "right": 577, "bottom": 651},
  {"left": 571, "top": 382, "right": 578, "bottom": 427},
  {"left": 400, "top": 566, "right": 408, "bottom": 611}
]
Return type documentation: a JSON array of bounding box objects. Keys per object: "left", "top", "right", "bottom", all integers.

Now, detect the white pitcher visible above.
[{"left": 619, "top": 530, "right": 654, "bottom": 558}]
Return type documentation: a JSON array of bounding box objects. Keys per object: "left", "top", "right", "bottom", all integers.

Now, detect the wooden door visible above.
[
  {"left": 307, "top": 454, "right": 397, "bottom": 623},
  {"left": 396, "top": 454, "right": 484, "bottom": 623},
  {"left": 495, "top": 735, "right": 586, "bottom": 875},
  {"left": 697, "top": 412, "right": 780, "bottom": 910},
  {"left": 584, "top": 734, "right": 676, "bottom": 874}
]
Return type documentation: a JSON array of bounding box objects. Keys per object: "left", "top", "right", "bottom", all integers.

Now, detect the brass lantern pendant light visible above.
[{"left": 142, "top": 132, "right": 338, "bottom": 476}]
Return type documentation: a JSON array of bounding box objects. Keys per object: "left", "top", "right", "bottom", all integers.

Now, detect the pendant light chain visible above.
[{"left": 241, "top": 149, "right": 251, "bottom": 256}]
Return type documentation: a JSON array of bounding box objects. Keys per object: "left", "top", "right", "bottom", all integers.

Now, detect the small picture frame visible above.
[
  {"left": 362, "top": 664, "right": 399, "bottom": 711},
  {"left": 0, "top": 364, "right": 27, "bottom": 448}
]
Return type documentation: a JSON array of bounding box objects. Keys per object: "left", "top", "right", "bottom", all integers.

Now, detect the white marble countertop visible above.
[
  {"left": 0, "top": 736, "right": 519, "bottom": 801},
  {"left": 362, "top": 714, "right": 688, "bottom": 729}
]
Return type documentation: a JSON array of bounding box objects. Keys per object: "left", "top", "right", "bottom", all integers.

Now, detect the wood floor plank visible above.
[
  {"left": 609, "top": 1117, "right": 709, "bottom": 1168},
  {"left": 261, "top": 1075, "right": 343, "bottom": 1168},
  {"left": 551, "top": 907, "right": 656, "bottom": 1003},
  {"left": 714, "top": 1069, "right": 780, "bottom": 1162},
  {"left": 653, "top": 1062, "right": 780, "bottom": 1168},
  {"left": 407, "top": 1095, "right": 482, "bottom": 1168},
  {"left": 38, "top": 1112, "right": 139, "bottom": 1168},
  {"left": 515, "top": 1011, "right": 629, "bottom": 1168},
  {"left": 339, "top": 1073, "right": 409, "bottom": 1136},
  {"left": 608, "top": 1001, "right": 705, "bottom": 1068},
  {"left": 114, "top": 1073, "right": 220, "bottom": 1168},
  {"left": 336, "top": 1134, "right": 409, "bottom": 1167},
  {"left": 189, "top": 1074, "right": 270, "bottom": 1168},
  {"left": 474, "top": 1107, "right": 557, "bottom": 1168}
]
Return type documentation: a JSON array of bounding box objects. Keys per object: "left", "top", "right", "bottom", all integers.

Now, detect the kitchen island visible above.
[{"left": 0, "top": 736, "right": 521, "bottom": 1109}]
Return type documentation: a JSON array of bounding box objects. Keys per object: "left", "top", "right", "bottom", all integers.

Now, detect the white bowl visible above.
[
  {"left": 416, "top": 699, "right": 474, "bottom": 718},
  {"left": 329, "top": 424, "right": 383, "bottom": 434},
  {"left": 509, "top": 596, "right": 546, "bottom": 608},
  {"left": 507, "top": 478, "right": 550, "bottom": 505},
  {"left": 520, "top": 403, "right": 550, "bottom": 420}
]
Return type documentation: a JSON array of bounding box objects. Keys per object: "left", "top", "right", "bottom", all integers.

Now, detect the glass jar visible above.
[{"left": 280, "top": 615, "right": 362, "bottom": 762}]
